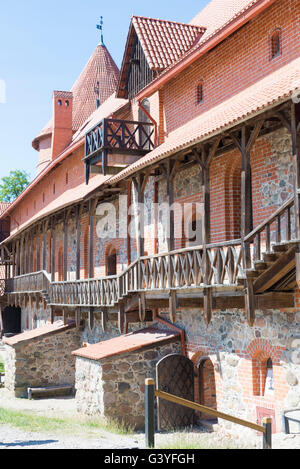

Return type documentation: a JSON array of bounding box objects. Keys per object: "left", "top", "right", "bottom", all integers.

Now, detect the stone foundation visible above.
[
  {"left": 75, "top": 339, "right": 181, "bottom": 429},
  {"left": 4, "top": 321, "right": 82, "bottom": 398}
]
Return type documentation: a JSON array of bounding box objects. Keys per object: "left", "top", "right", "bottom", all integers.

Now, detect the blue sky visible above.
[{"left": 0, "top": 0, "right": 209, "bottom": 182}]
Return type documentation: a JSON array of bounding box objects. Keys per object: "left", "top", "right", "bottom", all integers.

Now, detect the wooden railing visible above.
[
  {"left": 85, "top": 118, "right": 155, "bottom": 160},
  {"left": 144, "top": 379, "right": 272, "bottom": 449},
  {"left": 245, "top": 196, "right": 296, "bottom": 269},
  {"left": 4, "top": 195, "right": 300, "bottom": 308},
  {"left": 5, "top": 271, "right": 51, "bottom": 295}
]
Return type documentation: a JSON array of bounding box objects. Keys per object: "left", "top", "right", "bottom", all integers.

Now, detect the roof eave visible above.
[{"left": 136, "top": 0, "right": 277, "bottom": 100}]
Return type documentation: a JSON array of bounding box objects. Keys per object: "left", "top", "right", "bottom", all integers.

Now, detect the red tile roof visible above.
[
  {"left": 191, "top": 0, "right": 258, "bottom": 41},
  {"left": 33, "top": 44, "right": 120, "bottom": 150},
  {"left": 72, "top": 327, "right": 180, "bottom": 361},
  {"left": 109, "top": 57, "right": 300, "bottom": 185},
  {"left": 136, "top": 0, "right": 276, "bottom": 101},
  {"left": 3, "top": 321, "right": 76, "bottom": 346},
  {"left": 132, "top": 16, "right": 205, "bottom": 71},
  {"left": 117, "top": 16, "right": 205, "bottom": 98}
]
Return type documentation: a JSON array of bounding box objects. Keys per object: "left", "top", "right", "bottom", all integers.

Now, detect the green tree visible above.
[{"left": 0, "top": 170, "right": 31, "bottom": 203}]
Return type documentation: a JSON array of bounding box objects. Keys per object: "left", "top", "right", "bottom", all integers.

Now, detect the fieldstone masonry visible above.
[
  {"left": 4, "top": 321, "right": 82, "bottom": 398},
  {"left": 75, "top": 338, "right": 181, "bottom": 429}
]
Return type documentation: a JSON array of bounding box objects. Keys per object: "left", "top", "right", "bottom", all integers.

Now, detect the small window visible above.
[
  {"left": 43, "top": 192, "right": 45, "bottom": 203},
  {"left": 197, "top": 82, "right": 204, "bottom": 104},
  {"left": 66, "top": 172, "right": 69, "bottom": 185},
  {"left": 57, "top": 99, "right": 62, "bottom": 106},
  {"left": 264, "top": 359, "right": 274, "bottom": 397},
  {"left": 65, "top": 100, "right": 69, "bottom": 107},
  {"left": 53, "top": 183, "right": 56, "bottom": 195},
  {"left": 271, "top": 30, "right": 281, "bottom": 60},
  {"left": 33, "top": 201, "right": 36, "bottom": 210}
]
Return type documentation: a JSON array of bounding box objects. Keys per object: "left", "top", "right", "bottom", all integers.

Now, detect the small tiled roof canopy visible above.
[
  {"left": 117, "top": 16, "right": 206, "bottom": 98},
  {"left": 73, "top": 327, "right": 181, "bottom": 361},
  {"left": 32, "top": 44, "right": 120, "bottom": 150}
]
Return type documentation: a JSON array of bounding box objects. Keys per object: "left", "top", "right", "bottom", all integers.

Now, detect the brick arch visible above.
[
  {"left": 189, "top": 350, "right": 217, "bottom": 417},
  {"left": 244, "top": 339, "right": 281, "bottom": 397},
  {"left": 224, "top": 150, "right": 242, "bottom": 240},
  {"left": 105, "top": 244, "right": 118, "bottom": 276}
]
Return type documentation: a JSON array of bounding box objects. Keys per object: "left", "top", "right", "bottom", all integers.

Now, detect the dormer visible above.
[{"left": 117, "top": 16, "right": 206, "bottom": 100}]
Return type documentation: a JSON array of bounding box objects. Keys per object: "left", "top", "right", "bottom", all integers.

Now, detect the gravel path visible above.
[
  {"left": 0, "top": 389, "right": 299, "bottom": 449},
  {"left": 0, "top": 425, "right": 144, "bottom": 449}
]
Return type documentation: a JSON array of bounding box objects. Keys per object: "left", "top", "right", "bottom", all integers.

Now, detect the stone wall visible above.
[
  {"left": 4, "top": 323, "right": 82, "bottom": 398},
  {"left": 75, "top": 340, "right": 181, "bottom": 429},
  {"left": 158, "top": 307, "right": 300, "bottom": 437}
]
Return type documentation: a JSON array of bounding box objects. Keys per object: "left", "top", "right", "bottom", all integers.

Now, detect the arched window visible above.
[
  {"left": 106, "top": 247, "right": 117, "bottom": 277},
  {"left": 264, "top": 358, "right": 274, "bottom": 397},
  {"left": 197, "top": 82, "right": 204, "bottom": 105},
  {"left": 271, "top": 29, "right": 282, "bottom": 60}
]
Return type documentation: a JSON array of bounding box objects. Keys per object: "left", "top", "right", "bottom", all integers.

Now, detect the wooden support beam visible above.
[
  {"left": 76, "top": 205, "right": 83, "bottom": 281},
  {"left": 63, "top": 307, "right": 68, "bottom": 326},
  {"left": 88, "top": 200, "right": 97, "bottom": 279},
  {"left": 169, "top": 290, "right": 177, "bottom": 324},
  {"left": 88, "top": 307, "right": 94, "bottom": 331},
  {"left": 51, "top": 217, "right": 56, "bottom": 282},
  {"left": 118, "top": 302, "right": 125, "bottom": 334},
  {"left": 291, "top": 102, "right": 300, "bottom": 287},
  {"left": 139, "top": 292, "right": 146, "bottom": 322},
  {"left": 101, "top": 308, "right": 107, "bottom": 332},
  {"left": 75, "top": 308, "right": 81, "bottom": 327}
]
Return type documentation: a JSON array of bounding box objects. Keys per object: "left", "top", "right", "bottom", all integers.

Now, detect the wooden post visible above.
[
  {"left": 88, "top": 200, "right": 97, "bottom": 279},
  {"left": 291, "top": 102, "right": 300, "bottom": 287},
  {"left": 118, "top": 302, "right": 125, "bottom": 334},
  {"left": 63, "top": 211, "right": 68, "bottom": 282},
  {"left": 262, "top": 417, "right": 272, "bottom": 449},
  {"left": 145, "top": 378, "right": 155, "bottom": 449},
  {"left": 165, "top": 160, "right": 177, "bottom": 323},
  {"left": 51, "top": 217, "right": 56, "bottom": 283},
  {"left": 76, "top": 205, "right": 82, "bottom": 281},
  {"left": 36, "top": 226, "right": 41, "bottom": 272}
]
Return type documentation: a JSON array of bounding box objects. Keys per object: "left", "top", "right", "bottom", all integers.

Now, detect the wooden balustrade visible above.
[
  {"left": 4, "top": 271, "right": 51, "bottom": 295},
  {"left": 4, "top": 194, "right": 300, "bottom": 308},
  {"left": 244, "top": 196, "right": 297, "bottom": 268}
]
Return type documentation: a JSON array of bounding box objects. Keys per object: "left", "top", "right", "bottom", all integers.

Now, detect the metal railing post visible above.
[
  {"left": 145, "top": 378, "right": 155, "bottom": 449},
  {"left": 263, "top": 417, "right": 272, "bottom": 449}
]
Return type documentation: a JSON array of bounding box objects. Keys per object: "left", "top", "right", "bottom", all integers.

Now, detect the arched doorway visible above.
[
  {"left": 197, "top": 357, "right": 217, "bottom": 422},
  {"left": 1, "top": 306, "right": 21, "bottom": 337}
]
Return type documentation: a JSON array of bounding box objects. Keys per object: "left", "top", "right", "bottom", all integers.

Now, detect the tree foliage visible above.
[{"left": 0, "top": 170, "right": 31, "bottom": 203}]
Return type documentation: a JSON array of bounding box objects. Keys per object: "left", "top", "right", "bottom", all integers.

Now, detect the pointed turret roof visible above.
[{"left": 33, "top": 44, "right": 120, "bottom": 150}]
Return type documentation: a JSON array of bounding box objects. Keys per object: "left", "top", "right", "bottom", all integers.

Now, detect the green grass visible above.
[
  {"left": 0, "top": 358, "right": 4, "bottom": 374},
  {"left": 157, "top": 434, "right": 239, "bottom": 450},
  {"left": 0, "top": 407, "right": 133, "bottom": 437}
]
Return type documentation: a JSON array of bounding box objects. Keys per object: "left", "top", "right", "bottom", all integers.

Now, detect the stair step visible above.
[
  {"left": 253, "top": 261, "right": 269, "bottom": 271},
  {"left": 237, "top": 276, "right": 246, "bottom": 286},
  {"left": 246, "top": 269, "right": 260, "bottom": 279},
  {"left": 263, "top": 252, "right": 280, "bottom": 263},
  {"left": 272, "top": 244, "right": 289, "bottom": 253}
]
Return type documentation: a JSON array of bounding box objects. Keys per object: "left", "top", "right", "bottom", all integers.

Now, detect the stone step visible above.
[{"left": 253, "top": 261, "right": 269, "bottom": 271}]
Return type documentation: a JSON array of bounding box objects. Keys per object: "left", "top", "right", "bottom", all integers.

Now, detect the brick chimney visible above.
[{"left": 51, "top": 91, "right": 73, "bottom": 160}]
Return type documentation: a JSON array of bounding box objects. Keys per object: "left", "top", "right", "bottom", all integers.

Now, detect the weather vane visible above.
[{"left": 96, "top": 16, "right": 104, "bottom": 46}]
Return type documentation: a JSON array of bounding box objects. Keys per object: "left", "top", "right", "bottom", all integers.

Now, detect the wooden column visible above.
[
  {"left": 63, "top": 209, "right": 71, "bottom": 282},
  {"left": 29, "top": 231, "right": 34, "bottom": 273},
  {"left": 36, "top": 226, "right": 41, "bottom": 272},
  {"left": 51, "top": 217, "right": 56, "bottom": 282},
  {"left": 75, "top": 205, "right": 82, "bottom": 281},
  {"left": 133, "top": 172, "right": 150, "bottom": 322},
  {"left": 42, "top": 220, "right": 49, "bottom": 272},
  {"left": 88, "top": 199, "right": 97, "bottom": 279},
  {"left": 291, "top": 102, "right": 300, "bottom": 287},
  {"left": 230, "top": 121, "right": 264, "bottom": 326},
  {"left": 164, "top": 160, "right": 178, "bottom": 323}
]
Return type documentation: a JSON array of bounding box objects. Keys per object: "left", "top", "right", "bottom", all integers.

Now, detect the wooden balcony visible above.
[
  {"left": 3, "top": 197, "right": 298, "bottom": 326},
  {"left": 84, "top": 118, "right": 155, "bottom": 182}
]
